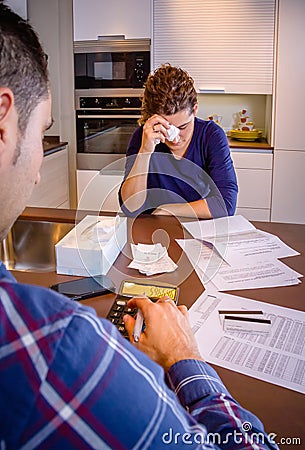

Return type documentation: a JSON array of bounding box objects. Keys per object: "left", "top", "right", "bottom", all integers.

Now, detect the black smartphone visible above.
[{"left": 50, "top": 275, "right": 115, "bottom": 301}]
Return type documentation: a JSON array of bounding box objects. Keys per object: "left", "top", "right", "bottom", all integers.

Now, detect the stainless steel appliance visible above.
[
  {"left": 76, "top": 94, "right": 142, "bottom": 171},
  {"left": 74, "top": 38, "right": 150, "bottom": 90},
  {"left": 74, "top": 38, "right": 150, "bottom": 171}
]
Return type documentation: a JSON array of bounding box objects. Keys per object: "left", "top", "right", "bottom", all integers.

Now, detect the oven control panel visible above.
[{"left": 79, "top": 96, "right": 142, "bottom": 110}]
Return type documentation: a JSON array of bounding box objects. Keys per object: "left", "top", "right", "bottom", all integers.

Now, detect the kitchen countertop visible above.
[
  {"left": 43, "top": 136, "right": 68, "bottom": 156},
  {"left": 227, "top": 136, "right": 273, "bottom": 151},
  {"left": 43, "top": 135, "right": 272, "bottom": 156}
]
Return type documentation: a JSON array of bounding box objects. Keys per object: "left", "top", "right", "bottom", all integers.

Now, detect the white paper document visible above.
[
  {"left": 204, "top": 229, "right": 300, "bottom": 266},
  {"left": 176, "top": 238, "right": 225, "bottom": 284},
  {"left": 211, "top": 259, "right": 302, "bottom": 291},
  {"left": 128, "top": 243, "right": 177, "bottom": 276},
  {"left": 183, "top": 215, "right": 256, "bottom": 240},
  {"left": 130, "top": 243, "right": 166, "bottom": 263},
  {"left": 177, "top": 238, "right": 302, "bottom": 290},
  {"left": 188, "top": 291, "right": 305, "bottom": 394}
]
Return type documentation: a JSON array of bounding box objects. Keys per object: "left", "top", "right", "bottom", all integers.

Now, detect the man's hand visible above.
[{"left": 123, "top": 296, "right": 203, "bottom": 371}]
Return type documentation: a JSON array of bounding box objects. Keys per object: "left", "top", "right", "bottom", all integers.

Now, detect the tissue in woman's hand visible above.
[
  {"left": 155, "top": 124, "right": 180, "bottom": 145},
  {"left": 167, "top": 124, "right": 180, "bottom": 141}
]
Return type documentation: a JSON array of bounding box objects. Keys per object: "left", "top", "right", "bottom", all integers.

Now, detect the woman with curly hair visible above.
[{"left": 119, "top": 63, "right": 238, "bottom": 218}]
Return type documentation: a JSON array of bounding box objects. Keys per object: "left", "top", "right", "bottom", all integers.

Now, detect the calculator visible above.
[
  {"left": 120, "top": 279, "right": 179, "bottom": 302},
  {"left": 106, "top": 280, "right": 179, "bottom": 338},
  {"left": 106, "top": 295, "right": 137, "bottom": 339}
]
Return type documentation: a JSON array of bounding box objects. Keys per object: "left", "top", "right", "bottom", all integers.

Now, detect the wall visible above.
[
  {"left": 73, "top": 0, "right": 152, "bottom": 40},
  {"left": 27, "top": 0, "right": 62, "bottom": 137},
  {"left": 197, "top": 94, "right": 268, "bottom": 134},
  {"left": 27, "top": 0, "right": 77, "bottom": 207},
  {"left": 4, "top": 0, "right": 27, "bottom": 18}
]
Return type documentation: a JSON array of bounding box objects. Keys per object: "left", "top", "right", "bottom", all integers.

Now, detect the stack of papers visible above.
[
  {"left": 180, "top": 216, "right": 304, "bottom": 393},
  {"left": 188, "top": 291, "right": 305, "bottom": 394},
  {"left": 128, "top": 243, "right": 177, "bottom": 276},
  {"left": 178, "top": 215, "right": 302, "bottom": 291}
]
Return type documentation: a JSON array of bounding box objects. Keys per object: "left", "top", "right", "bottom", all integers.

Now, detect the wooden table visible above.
[{"left": 14, "top": 209, "right": 305, "bottom": 448}]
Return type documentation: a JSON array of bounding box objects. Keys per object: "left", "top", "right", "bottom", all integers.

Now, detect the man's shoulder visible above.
[{"left": 0, "top": 277, "right": 84, "bottom": 327}]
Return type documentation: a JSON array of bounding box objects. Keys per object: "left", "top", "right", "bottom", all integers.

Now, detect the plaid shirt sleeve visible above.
[{"left": 0, "top": 266, "right": 278, "bottom": 449}]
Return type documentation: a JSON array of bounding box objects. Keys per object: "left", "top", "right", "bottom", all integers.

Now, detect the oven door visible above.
[{"left": 76, "top": 111, "right": 140, "bottom": 170}]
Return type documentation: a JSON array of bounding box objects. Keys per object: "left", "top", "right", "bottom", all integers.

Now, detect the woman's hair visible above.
[
  {"left": 139, "top": 63, "right": 197, "bottom": 124},
  {"left": 0, "top": 1, "right": 49, "bottom": 134}
]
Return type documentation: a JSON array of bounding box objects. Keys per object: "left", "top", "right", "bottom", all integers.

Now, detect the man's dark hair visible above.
[{"left": 0, "top": 1, "right": 49, "bottom": 133}]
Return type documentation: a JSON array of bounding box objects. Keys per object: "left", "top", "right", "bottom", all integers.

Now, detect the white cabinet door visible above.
[
  {"left": 235, "top": 207, "right": 271, "bottom": 222},
  {"left": 274, "top": 0, "right": 305, "bottom": 150},
  {"left": 73, "top": 0, "right": 152, "bottom": 40},
  {"left": 271, "top": 150, "right": 305, "bottom": 224},
  {"left": 77, "top": 170, "right": 123, "bottom": 212},
  {"left": 153, "top": 0, "right": 275, "bottom": 94},
  {"left": 271, "top": 1, "right": 305, "bottom": 224},
  {"left": 231, "top": 151, "right": 273, "bottom": 221},
  {"left": 28, "top": 148, "right": 69, "bottom": 208}
]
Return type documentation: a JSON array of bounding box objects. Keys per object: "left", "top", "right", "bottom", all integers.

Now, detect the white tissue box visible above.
[{"left": 55, "top": 215, "right": 127, "bottom": 276}]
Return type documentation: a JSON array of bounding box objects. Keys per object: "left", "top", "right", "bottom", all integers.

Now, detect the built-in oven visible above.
[
  {"left": 74, "top": 38, "right": 150, "bottom": 90},
  {"left": 74, "top": 38, "right": 150, "bottom": 172},
  {"left": 76, "top": 94, "right": 142, "bottom": 171}
]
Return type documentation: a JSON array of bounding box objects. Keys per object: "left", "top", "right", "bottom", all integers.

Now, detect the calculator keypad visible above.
[
  {"left": 106, "top": 298, "right": 136, "bottom": 338},
  {"left": 107, "top": 289, "right": 178, "bottom": 338}
]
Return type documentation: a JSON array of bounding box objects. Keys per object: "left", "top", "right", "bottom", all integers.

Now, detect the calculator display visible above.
[{"left": 120, "top": 280, "right": 179, "bottom": 302}]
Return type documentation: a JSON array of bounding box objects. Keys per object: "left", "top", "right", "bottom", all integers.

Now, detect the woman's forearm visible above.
[
  {"left": 120, "top": 151, "right": 152, "bottom": 212},
  {"left": 152, "top": 199, "right": 212, "bottom": 219}
]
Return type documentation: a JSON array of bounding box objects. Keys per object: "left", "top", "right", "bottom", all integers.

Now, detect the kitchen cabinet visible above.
[
  {"left": 153, "top": 0, "right": 275, "bottom": 94},
  {"left": 271, "top": 150, "right": 305, "bottom": 224},
  {"left": 271, "top": 0, "right": 305, "bottom": 224},
  {"left": 77, "top": 170, "right": 123, "bottom": 212},
  {"left": 77, "top": 150, "right": 273, "bottom": 221},
  {"left": 231, "top": 150, "right": 273, "bottom": 221},
  {"left": 27, "top": 0, "right": 77, "bottom": 207},
  {"left": 28, "top": 147, "right": 70, "bottom": 208},
  {"left": 73, "top": 0, "right": 152, "bottom": 40},
  {"left": 273, "top": 0, "right": 305, "bottom": 151}
]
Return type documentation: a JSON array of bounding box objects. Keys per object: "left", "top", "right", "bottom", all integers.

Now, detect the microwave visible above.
[{"left": 74, "top": 38, "right": 150, "bottom": 90}]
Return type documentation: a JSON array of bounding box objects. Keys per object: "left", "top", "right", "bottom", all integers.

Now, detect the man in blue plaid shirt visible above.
[{"left": 0, "top": 3, "right": 278, "bottom": 449}]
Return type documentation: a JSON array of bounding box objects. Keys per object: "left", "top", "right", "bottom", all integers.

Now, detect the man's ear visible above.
[
  {"left": 193, "top": 102, "right": 199, "bottom": 116},
  {"left": 0, "top": 88, "right": 14, "bottom": 143}
]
